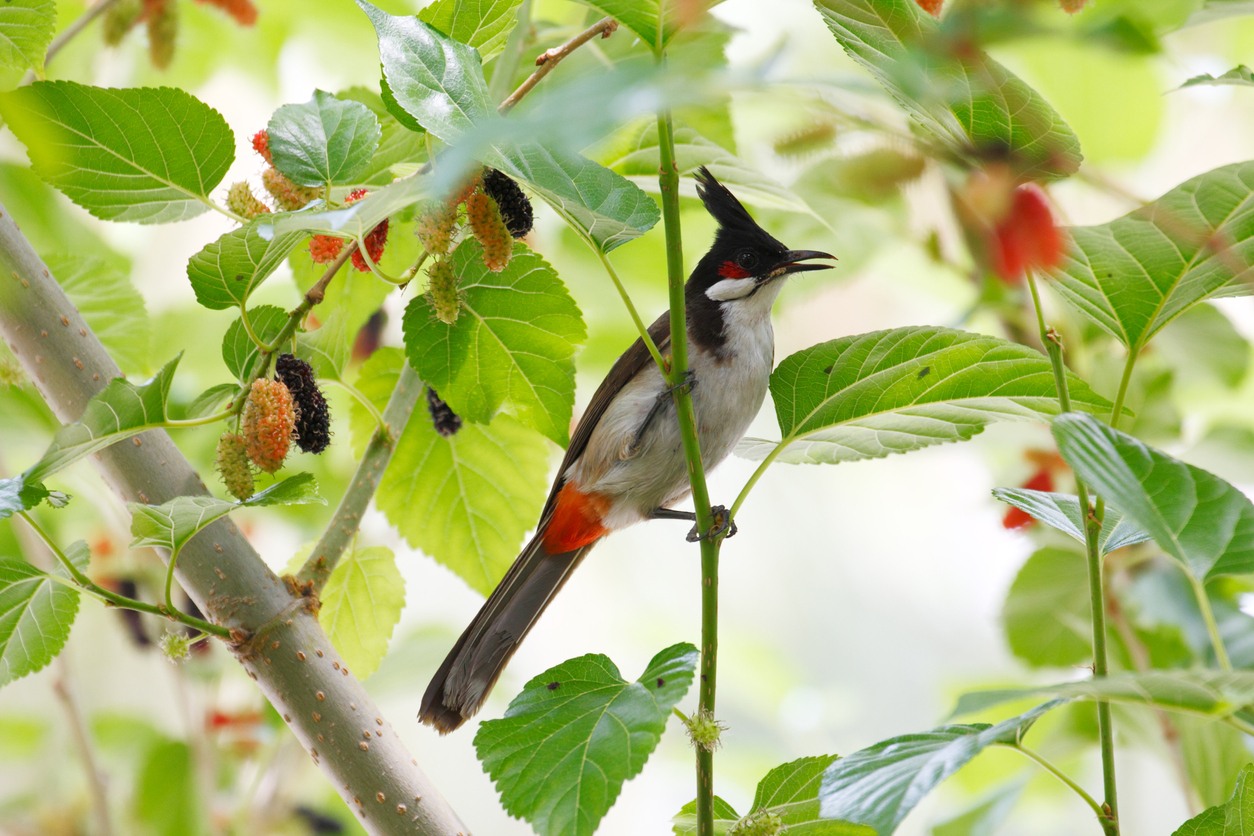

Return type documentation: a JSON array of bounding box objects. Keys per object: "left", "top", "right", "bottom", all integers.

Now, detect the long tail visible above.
[{"left": 419, "top": 532, "right": 599, "bottom": 733}]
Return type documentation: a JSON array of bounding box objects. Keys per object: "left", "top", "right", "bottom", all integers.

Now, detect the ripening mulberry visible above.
[
  {"left": 227, "top": 182, "right": 270, "bottom": 220},
  {"left": 482, "top": 169, "right": 533, "bottom": 238},
  {"left": 915, "top": 0, "right": 942, "bottom": 15},
  {"left": 252, "top": 130, "right": 273, "bottom": 165},
  {"left": 452, "top": 171, "right": 483, "bottom": 208},
  {"left": 465, "top": 190, "right": 513, "bottom": 272},
  {"left": 103, "top": 0, "right": 142, "bottom": 45},
  {"left": 146, "top": 0, "right": 178, "bottom": 69},
  {"left": 427, "top": 387, "right": 462, "bottom": 437},
  {"left": 1058, "top": 0, "right": 1088, "bottom": 12},
  {"left": 196, "top": 0, "right": 258, "bottom": 26},
  {"left": 426, "top": 258, "right": 460, "bottom": 324},
  {"left": 275, "top": 354, "right": 331, "bottom": 454},
  {"left": 344, "top": 190, "right": 389, "bottom": 272},
  {"left": 241, "top": 379, "right": 295, "bottom": 474},
  {"left": 216, "top": 433, "right": 255, "bottom": 500},
  {"left": 414, "top": 200, "right": 458, "bottom": 255},
  {"left": 262, "top": 167, "right": 317, "bottom": 211},
  {"left": 309, "top": 234, "right": 345, "bottom": 264}
]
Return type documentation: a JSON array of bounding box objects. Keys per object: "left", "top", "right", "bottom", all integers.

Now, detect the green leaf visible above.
[
  {"left": 576, "top": 0, "right": 715, "bottom": 50},
  {"left": 475, "top": 643, "right": 698, "bottom": 836},
  {"left": 134, "top": 740, "right": 204, "bottom": 836},
  {"left": 671, "top": 796, "right": 739, "bottom": 835},
  {"left": 351, "top": 114, "right": 429, "bottom": 187},
  {"left": 931, "top": 781, "right": 1025, "bottom": 836},
  {"left": 356, "top": 0, "right": 659, "bottom": 252},
  {"left": 818, "top": 701, "right": 1061, "bottom": 835},
  {"left": 991, "top": 489, "right": 1151, "bottom": 554},
  {"left": 222, "top": 305, "right": 288, "bottom": 383},
  {"left": 1053, "top": 412, "right": 1254, "bottom": 580},
  {"left": 0, "top": 541, "right": 87, "bottom": 688},
  {"left": 952, "top": 671, "right": 1254, "bottom": 720},
  {"left": 593, "top": 118, "right": 814, "bottom": 215},
  {"left": 265, "top": 173, "right": 430, "bottom": 240},
  {"left": 268, "top": 90, "right": 382, "bottom": 188},
  {"left": 1002, "top": 547, "right": 1092, "bottom": 668},
  {"left": 1154, "top": 303, "right": 1250, "bottom": 391},
  {"left": 1227, "top": 764, "right": 1254, "bottom": 836},
  {"left": 1176, "top": 714, "right": 1253, "bottom": 809},
  {"left": 128, "top": 474, "right": 324, "bottom": 554},
  {"left": 0, "top": 473, "right": 51, "bottom": 521},
  {"left": 737, "top": 327, "right": 1113, "bottom": 465},
  {"left": 318, "top": 545, "right": 404, "bottom": 680},
  {"left": 183, "top": 383, "right": 239, "bottom": 420},
  {"left": 418, "top": 0, "right": 523, "bottom": 61},
  {"left": 403, "top": 240, "right": 586, "bottom": 445},
  {"left": 1173, "top": 806, "right": 1226, "bottom": 836},
  {"left": 187, "top": 223, "right": 306, "bottom": 311},
  {"left": 1049, "top": 162, "right": 1254, "bottom": 351},
  {"left": 813, "top": 0, "right": 1081, "bottom": 182},
  {"left": 0, "top": 81, "right": 234, "bottom": 224},
  {"left": 1180, "top": 65, "right": 1254, "bottom": 89},
  {"left": 296, "top": 308, "right": 353, "bottom": 383},
  {"left": 754, "top": 755, "right": 871, "bottom": 834},
  {"left": 0, "top": 0, "right": 55, "bottom": 77},
  {"left": 350, "top": 349, "right": 549, "bottom": 595},
  {"left": 26, "top": 355, "right": 181, "bottom": 483},
  {"left": 49, "top": 254, "right": 151, "bottom": 376}
]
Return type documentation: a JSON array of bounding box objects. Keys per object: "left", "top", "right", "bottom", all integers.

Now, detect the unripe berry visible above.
[
  {"left": 262, "top": 166, "right": 317, "bottom": 211},
  {"left": 415, "top": 200, "right": 458, "bottom": 255},
  {"left": 729, "top": 812, "right": 784, "bottom": 836},
  {"left": 275, "top": 354, "right": 331, "bottom": 454},
  {"left": 226, "top": 181, "right": 270, "bottom": 220},
  {"left": 251, "top": 129, "right": 273, "bottom": 165},
  {"left": 466, "top": 190, "right": 513, "bottom": 272},
  {"left": 216, "top": 432, "right": 255, "bottom": 500},
  {"left": 103, "top": 0, "right": 142, "bottom": 46},
  {"left": 482, "top": 169, "right": 533, "bottom": 238},
  {"left": 309, "top": 234, "right": 345, "bottom": 264},
  {"left": 242, "top": 378, "right": 295, "bottom": 474},
  {"left": 146, "top": 0, "right": 178, "bottom": 69},
  {"left": 159, "top": 631, "right": 193, "bottom": 663},
  {"left": 426, "top": 257, "right": 461, "bottom": 325},
  {"left": 682, "top": 709, "right": 726, "bottom": 752}
]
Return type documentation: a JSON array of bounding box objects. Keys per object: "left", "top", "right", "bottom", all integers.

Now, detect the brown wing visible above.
[{"left": 537, "top": 312, "right": 671, "bottom": 519}]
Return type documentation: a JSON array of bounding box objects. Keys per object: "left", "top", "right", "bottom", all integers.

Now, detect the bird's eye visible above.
[{"left": 735, "top": 251, "right": 759, "bottom": 271}]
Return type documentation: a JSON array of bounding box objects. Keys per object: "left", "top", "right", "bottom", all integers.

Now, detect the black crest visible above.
[{"left": 694, "top": 166, "right": 785, "bottom": 253}]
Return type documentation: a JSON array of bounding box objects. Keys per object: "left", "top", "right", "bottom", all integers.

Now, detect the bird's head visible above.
[{"left": 690, "top": 166, "right": 835, "bottom": 307}]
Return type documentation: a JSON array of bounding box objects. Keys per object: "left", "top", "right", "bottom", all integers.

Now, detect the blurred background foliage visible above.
[{"left": 5, "top": 0, "right": 1254, "bottom": 834}]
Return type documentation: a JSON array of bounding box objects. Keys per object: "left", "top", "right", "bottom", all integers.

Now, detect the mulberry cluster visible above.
[
  {"left": 241, "top": 379, "right": 295, "bottom": 474},
  {"left": 465, "top": 190, "right": 513, "bottom": 273},
  {"left": 275, "top": 354, "right": 331, "bottom": 454},
  {"left": 308, "top": 234, "right": 345, "bottom": 264},
  {"left": 146, "top": 0, "right": 178, "bottom": 69},
  {"left": 482, "top": 168, "right": 534, "bottom": 239},
  {"left": 345, "top": 189, "right": 389, "bottom": 273},
  {"left": 425, "top": 257, "right": 461, "bottom": 325},
  {"left": 216, "top": 433, "right": 255, "bottom": 500},
  {"left": 263, "top": 166, "right": 318, "bottom": 212},
  {"left": 415, "top": 200, "right": 458, "bottom": 256},
  {"left": 226, "top": 182, "right": 270, "bottom": 220},
  {"left": 427, "top": 387, "right": 462, "bottom": 437},
  {"left": 102, "top": 0, "right": 142, "bottom": 46}
]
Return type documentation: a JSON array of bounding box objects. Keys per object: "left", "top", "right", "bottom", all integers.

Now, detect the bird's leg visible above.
[
  {"left": 648, "top": 504, "right": 737, "bottom": 542},
  {"left": 625, "top": 370, "right": 698, "bottom": 457}
]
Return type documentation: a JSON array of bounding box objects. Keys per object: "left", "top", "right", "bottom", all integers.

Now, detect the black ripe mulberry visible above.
[
  {"left": 276, "top": 354, "right": 331, "bottom": 454},
  {"left": 427, "top": 387, "right": 462, "bottom": 437},
  {"left": 482, "top": 169, "right": 534, "bottom": 239}
]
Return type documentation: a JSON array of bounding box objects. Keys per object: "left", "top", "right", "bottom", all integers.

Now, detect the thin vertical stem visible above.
[
  {"left": 54, "top": 658, "right": 115, "bottom": 836},
  {"left": 1025, "top": 271, "right": 1119, "bottom": 835}
]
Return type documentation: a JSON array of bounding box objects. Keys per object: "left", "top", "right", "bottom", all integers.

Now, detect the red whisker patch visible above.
[{"left": 718, "top": 261, "right": 751, "bottom": 279}]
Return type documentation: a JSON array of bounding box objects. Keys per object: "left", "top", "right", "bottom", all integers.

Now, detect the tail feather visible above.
[{"left": 419, "top": 532, "right": 598, "bottom": 733}]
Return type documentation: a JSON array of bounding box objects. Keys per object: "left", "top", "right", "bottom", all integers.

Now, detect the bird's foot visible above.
[
  {"left": 661, "top": 369, "right": 696, "bottom": 400},
  {"left": 686, "top": 505, "right": 737, "bottom": 543}
]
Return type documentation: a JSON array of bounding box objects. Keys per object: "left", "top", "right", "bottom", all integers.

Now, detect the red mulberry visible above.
[{"left": 241, "top": 379, "right": 295, "bottom": 474}]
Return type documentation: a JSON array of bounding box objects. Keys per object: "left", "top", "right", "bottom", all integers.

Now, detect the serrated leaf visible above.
[
  {"left": 1053, "top": 413, "right": 1254, "bottom": 580},
  {"left": 356, "top": 0, "right": 659, "bottom": 253},
  {"left": 737, "top": 327, "right": 1112, "bottom": 465},
  {"left": 1173, "top": 806, "right": 1226, "bottom": 836},
  {"left": 419, "top": 0, "right": 522, "bottom": 61},
  {"left": 403, "top": 240, "right": 585, "bottom": 445},
  {"left": 26, "top": 356, "right": 181, "bottom": 482},
  {"left": 264, "top": 173, "right": 430, "bottom": 240},
  {"left": 671, "top": 796, "right": 739, "bottom": 836},
  {"left": 0, "top": 0, "right": 55, "bottom": 77},
  {"left": 991, "top": 488, "right": 1152, "bottom": 554},
  {"left": 49, "top": 254, "right": 151, "bottom": 376},
  {"left": 754, "top": 755, "right": 871, "bottom": 834},
  {"left": 1176, "top": 714, "right": 1252, "bottom": 809},
  {"left": 296, "top": 309, "right": 352, "bottom": 383},
  {"left": 1227, "top": 765, "right": 1254, "bottom": 836},
  {"left": 350, "top": 349, "right": 548, "bottom": 594},
  {"left": 0, "top": 473, "right": 50, "bottom": 521},
  {"left": 593, "top": 118, "right": 814, "bottom": 215},
  {"left": 475, "top": 643, "right": 698, "bottom": 836},
  {"left": 0, "top": 81, "right": 234, "bottom": 224},
  {"left": 0, "top": 541, "right": 87, "bottom": 688},
  {"left": 183, "top": 383, "right": 239, "bottom": 420},
  {"left": 952, "top": 671, "right": 1254, "bottom": 720},
  {"left": 187, "top": 223, "right": 306, "bottom": 311},
  {"left": 128, "top": 474, "right": 324, "bottom": 554},
  {"left": 318, "top": 545, "right": 404, "bottom": 680},
  {"left": 818, "top": 701, "right": 1061, "bottom": 835},
  {"left": 577, "top": 0, "right": 715, "bottom": 50},
  {"left": 1001, "top": 547, "right": 1092, "bottom": 668},
  {"left": 268, "top": 91, "right": 382, "bottom": 188},
  {"left": 352, "top": 115, "right": 429, "bottom": 187},
  {"left": 1049, "top": 162, "right": 1254, "bottom": 351},
  {"left": 1180, "top": 65, "right": 1254, "bottom": 89},
  {"left": 814, "top": 0, "right": 1081, "bottom": 182},
  {"left": 222, "top": 305, "right": 288, "bottom": 383}
]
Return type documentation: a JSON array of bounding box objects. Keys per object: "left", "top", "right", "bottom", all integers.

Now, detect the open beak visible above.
[{"left": 774, "top": 249, "right": 837, "bottom": 276}]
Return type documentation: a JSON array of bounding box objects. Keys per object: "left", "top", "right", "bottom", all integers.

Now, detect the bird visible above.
[{"left": 419, "top": 166, "right": 835, "bottom": 733}]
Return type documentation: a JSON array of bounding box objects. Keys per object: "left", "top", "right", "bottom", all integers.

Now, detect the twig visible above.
[
  {"left": 54, "top": 658, "right": 115, "bottom": 836},
  {"left": 21, "top": 0, "right": 128, "bottom": 85},
  {"left": 499, "top": 17, "right": 618, "bottom": 112}
]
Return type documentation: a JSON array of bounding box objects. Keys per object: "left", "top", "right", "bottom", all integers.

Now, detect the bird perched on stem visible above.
[{"left": 420, "top": 167, "right": 835, "bottom": 733}]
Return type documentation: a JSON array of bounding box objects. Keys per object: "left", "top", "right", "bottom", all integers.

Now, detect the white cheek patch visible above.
[{"left": 706, "top": 277, "right": 757, "bottom": 301}]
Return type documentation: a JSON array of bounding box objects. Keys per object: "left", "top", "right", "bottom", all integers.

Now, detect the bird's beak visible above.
[{"left": 774, "top": 250, "right": 837, "bottom": 276}]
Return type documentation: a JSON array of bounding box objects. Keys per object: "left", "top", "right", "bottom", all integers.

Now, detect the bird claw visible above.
[
  {"left": 662, "top": 369, "right": 697, "bottom": 400},
  {"left": 686, "top": 505, "right": 737, "bottom": 543}
]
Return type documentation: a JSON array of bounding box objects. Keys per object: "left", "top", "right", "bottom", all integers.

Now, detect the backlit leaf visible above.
[
  {"left": 318, "top": 545, "right": 404, "bottom": 680},
  {"left": 0, "top": 0, "right": 54, "bottom": 77},
  {"left": 0, "top": 541, "right": 87, "bottom": 688},
  {"left": 419, "top": 0, "right": 522, "bottom": 61},
  {"left": 1001, "top": 547, "right": 1092, "bottom": 668},
  {"left": 50, "top": 254, "right": 151, "bottom": 377},
  {"left": 991, "top": 488, "right": 1152, "bottom": 554},
  {"left": 187, "top": 223, "right": 306, "bottom": 311}
]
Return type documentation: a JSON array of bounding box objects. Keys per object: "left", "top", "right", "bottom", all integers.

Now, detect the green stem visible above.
[
  {"left": 1025, "top": 270, "right": 1119, "bottom": 835},
  {"left": 1109, "top": 350, "right": 1137, "bottom": 434},
  {"left": 1189, "top": 574, "right": 1233, "bottom": 671},
  {"left": 594, "top": 248, "right": 668, "bottom": 372},
  {"left": 730, "top": 440, "right": 789, "bottom": 519},
  {"left": 1010, "top": 745, "right": 1107, "bottom": 825}
]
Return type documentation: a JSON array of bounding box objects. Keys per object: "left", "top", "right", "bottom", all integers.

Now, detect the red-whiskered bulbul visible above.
[{"left": 419, "top": 167, "right": 834, "bottom": 733}]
